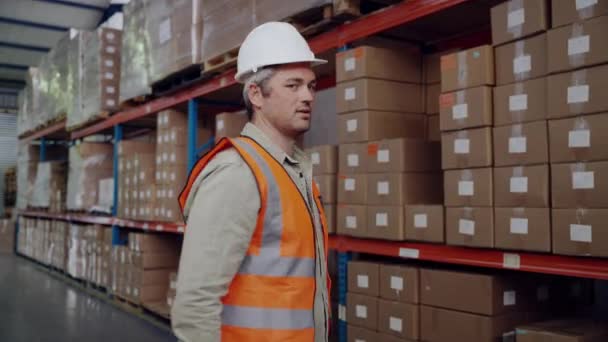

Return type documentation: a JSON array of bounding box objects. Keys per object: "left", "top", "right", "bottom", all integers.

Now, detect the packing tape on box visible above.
[
  {"left": 510, "top": 208, "right": 529, "bottom": 235},
  {"left": 458, "top": 169, "right": 475, "bottom": 197},
  {"left": 569, "top": 23, "right": 589, "bottom": 68},
  {"left": 568, "top": 69, "right": 589, "bottom": 113},
  {"left": 509, "top": 124, "right": 527, "bottom": 154},
  {"left": 456, "top": 51, "right": 468, "bottom": 89},
  {"left": 570, "top": 162, "right": 594, "bottom": 190},
  {"left": 575, "top": 0, "right": 598, "bottom": 20},
  {"left": 569, "top": 117, "right": 591, "bottom": 149},
  {"left": 513, "top": 40, "right": 531, "bottom": 81},
  {"left": 507, "top": 0, "right": 524, "bottom": 37},
  {"left": 510, "top": 166, "right": 528, "bottom": 194},
  {"left": 509, "top": 83, "right": 527, "bottom": 122},
  {"left": 459, "top": 207, "right": 476, "bottom": 237}
]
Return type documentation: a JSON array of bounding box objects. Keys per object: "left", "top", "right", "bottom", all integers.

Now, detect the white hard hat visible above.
[{"left": 235, "top": 22, "right": 327, "bottom": 83}]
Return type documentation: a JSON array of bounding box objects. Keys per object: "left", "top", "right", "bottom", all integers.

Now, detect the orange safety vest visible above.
[{"left": 178, "top": 136, "right": 330, "bottom": 342}]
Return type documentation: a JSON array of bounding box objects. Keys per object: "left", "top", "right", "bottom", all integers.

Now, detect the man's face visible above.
[{"left": 253, "top": 63, "right": 317, "bottom": 137}]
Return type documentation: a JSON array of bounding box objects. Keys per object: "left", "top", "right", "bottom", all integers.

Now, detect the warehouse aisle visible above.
[{"left": 0, "top": 254, "right": 175, "bottom": 342}]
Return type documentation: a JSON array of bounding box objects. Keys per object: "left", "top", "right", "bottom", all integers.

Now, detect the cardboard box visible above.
[
  {"left": 493, "top": 77, "right": 547, "bottom": 126},
  {"left": 377, "top": 300, "right": 419, "bottom": 340},
  {"left": 347, "top": 293, "right": 379, "bottom": 331},
  {"left": 446, "top": 207, "right": 495, "bottom": 248},
  {"left": 494, "top": 207, "right": 552, "bottom": 252},
  {"left": 552, "top": 208, "right": 608, "bottom": 257},
  {"left": 367, "top": 139, "right": 441, "bottom": 173},
  {"left": 338, "top": 174, "right": 367, "bottom": 205},
  {"left": 493, "top": 121, "right": 549, "bottom": 166},
  {"left": 347, "top": 325, "right": 381, "bottom": 342},
  {"left": 379, "top": 264, "right": 419, "bottom": 304},
  {"left": 337, "top": 78, "right": 424, "bottom": 114},
  {"left": 441, "top": 127, "right": 493, "bottom": 170},
  {"left": 516, "top": 319, "right": 608, "bottom": 342},
  {"left": 427, "top": 114, "right": 440, "bottom": 142},
  {"left": 348, "top": 261, "right": 380, "bottom": 297},
  {"left": 440, "top": 45, "right": 495, "bottom": 93},
  {"left": 551, "top": 0, "right": 608, "bottom": 28},
  {"left": 307, "top": 145, "right": 338, "bottom": 175},
  {"left": 548, "top": 112, "right": 608, "bottom": 163},
  {"left": 547, "top": 64, "right": 608, "bottom": 118},
  {"left": 548, "top": 15, "right": 608, "bottom": 74},
  {"left": 337, "top": 205, "right": 367, "bottom": 237},
  {"left": 495, "top": 33, "right": 547, "bottom": 86},
  {"left": 314, "top": 175, "right": 337, "bottom": 204},
  {"left": 420, "top": 268, "right": 527, "bottom": 315},
  {"left": 439, "top": 86, "right": 493, "bottom": 132},
  {"left": 325, "top": 204, "right": 337, "bottom": 234},
  {"left": 443, "top": 168, "right": 493, "bottom": 207},
  {"left": 367, "top": 173, "right": 443, "bottom": 206},
  {"left": 421, "top": 306, "right": 528, "bottom": 342},
  {"left": 491, "top": 0, "right": 549, "bottom": 46},
  {"left": 336, "top": 45, "right": 422, "bottom": 83},
  {"left": 131, "top": 269, "right": 174, "bottom": 287},
  {"left": 339, "top": 143, "right": 367, "bottom": 174},
  {"left": 367, "top": 206, "right": 405, "bottom": 240},
  {"left": 494, "top": 164, "right": 550, "bottom": 207},
  {"left": 425, "top": 50, "right": 457, "bottom": 84},
  {"left": 215, "top": 111, "right": 248, "bottom": 143},
  {"left": 131, "top": 252, "right": 180, "bottom": 269},
  {"left": 128, "top": 233, "right": 180, "bottom": 253},
  {"left": 118, "top": 140, "right": 156, "bottom": 156},
  {"left": 338, "top": 111, "right": 427, "bottom": 143},
  {"left": 405, "top": 205, "right": 445, "bottom": 243},
  {"left": 426, "top": 83, "right": 441, "bottom": 114},
  {"left": 158, "top": 110, "right": 188, "bottom": 130},
  {"left": 551, "top": 161, "right": 608, "bottom": 208}
]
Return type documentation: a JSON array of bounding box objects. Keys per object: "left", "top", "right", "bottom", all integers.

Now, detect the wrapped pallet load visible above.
[
  {"left": 119, "top": 0, "right": 151, "bottom": 102},
  {"left": 30, "top": 161, "right": 67, "bottom": 213},
  {"left": 66, "top": 143, "right": 114, "bottom": 212}
]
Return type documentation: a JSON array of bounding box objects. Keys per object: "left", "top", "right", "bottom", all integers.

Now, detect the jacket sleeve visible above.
[{"left": 171, "top": 153, "right": 259, "bottom": 342}]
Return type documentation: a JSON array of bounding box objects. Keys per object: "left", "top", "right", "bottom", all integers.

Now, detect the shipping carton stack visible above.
[
  {"left": 66, "top": 143, "right": 114, "bottom": 212},
  {"left": 66, "top": 223, "right": 89, "bottom": 279},
  {"left": 124, "top": 232, "right": 180, "bottom": 305},
  {"left": 49, "top": 220, "right": 68, "bottom": 271},
  {"left": 117, "top": 139, "right": 155, "bottom": 221},
  {"left": 546, "top": 0, "right": 608, "bottom": 257},
  {"left": 335, "top": 45, "right": 443, "bottom": 240},
  {"left": 30, "top": 161, "right": 67, "bottom": 213},
  {"left": 0, "top": 219, "right": 15, "bottom": 254},
  {"left": 490, "top": 0, "right": 551, "bottom": 253},
  {"left": 214, "top": 110, "right": 249, "bottom": 143},
  {"left": 440, "top": 45, "right": 496, "bottom": 248},
  {"left": 83, "top": 225, "right": 112, "bottom": 288},
  {"left": 307, "top": 145, "right": 338, "bottom": 234}
]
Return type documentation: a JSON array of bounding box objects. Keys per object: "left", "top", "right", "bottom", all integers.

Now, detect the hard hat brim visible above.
[{"left": 235, "top": 58, "right": 328, "bottom": 83}]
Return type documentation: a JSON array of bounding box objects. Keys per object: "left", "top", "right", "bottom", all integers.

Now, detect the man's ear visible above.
[{"left": 248, "top": 84, "right": 264, "bottom": 110}]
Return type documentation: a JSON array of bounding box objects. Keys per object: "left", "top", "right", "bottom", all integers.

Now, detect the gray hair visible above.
[{"left": 242, "top": 67, "right": 276, "bottom": 118}]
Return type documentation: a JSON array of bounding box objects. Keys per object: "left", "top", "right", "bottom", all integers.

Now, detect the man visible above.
[{"left": 172, "top": 22, "right": 330, "bottom": 342}]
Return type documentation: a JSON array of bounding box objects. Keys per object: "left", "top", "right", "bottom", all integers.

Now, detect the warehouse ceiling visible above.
[{"left": 0, "top": 0, "right": 116, "bottom": 93}]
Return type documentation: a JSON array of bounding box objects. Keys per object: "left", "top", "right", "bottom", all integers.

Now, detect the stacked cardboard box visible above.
[
  {"left": 118, "top": 139, "right": 156, "bottom": 220},
  {"left": 0, "top": 219, "right": 14, "bottom": 254},
  {"left": 84, "top": 225, "right": 112, "bottom": 288},
  {"left": 66, "top": 143, "right": 114, "bottom": 212},
  {"left": 335, "top": 45, "right": 443, "bottom": 241},
  {"left": 491, "top": 0, "right": 551, "bottom": 253},
  {"left": 545, "top": 0, "right": 608, "bottom": 257},
  {"left": 516, "top": 319, "right": 608, "bottom": 341},
  {"left": 49, "top": 220, "right": 67, "bottom": 270},
  {"left": 346, "top": 261, "right": 420, "bottom": 341},
  {"left": 440, "top": 45, "right": 496, "bottom": 248},
  {"left": 66, "top": 223, "right": 89, "bottom": 279},
  {"left": 214, "top": 111, "right": 248, "bottom": 143},
  {"left": 307, "top": 145, "right": 338, "bottom": 233},
  {"left": 166, "top": 271, "right": 178, "bottom": 309}
]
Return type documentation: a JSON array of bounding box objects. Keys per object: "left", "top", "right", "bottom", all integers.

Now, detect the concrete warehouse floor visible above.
[{"left": 0, "top": 254, "right": 175, "bottom": 342}]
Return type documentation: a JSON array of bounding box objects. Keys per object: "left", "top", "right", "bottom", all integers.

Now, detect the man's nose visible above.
[{"left": 299, "top": 86, "right": 314, "bottom": 102}]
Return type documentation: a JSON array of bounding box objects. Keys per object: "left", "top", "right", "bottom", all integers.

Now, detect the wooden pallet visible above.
[
  {"left": 115, "top": 295, "right": 142, "bottom": 311},
  {"left": 65, "top": 112, "right": 110, "bottom": 132},
  {"left": 151, "top": 64, "right": 204, "bottom": 97},
  {"left": 203, "top": 47, "right": 239, "bottom": 75},
  {"left": 119, "top": 94, "right": 153, "bottom": 111}
]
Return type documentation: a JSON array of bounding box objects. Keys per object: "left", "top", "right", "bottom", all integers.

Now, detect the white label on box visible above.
[
  {"left": 377, "top": 181, "right": 389, "bottom": 195},
  {"left": 106, "top": 46, "right": 116, "bottom": 54},
  {"left": 375, "top": 212, "right": 388, "bottom": 227},
  {"left": 377, "top": 149, "right": 390, "bottom": 163},
  {"left": 355, "top": 305, "right": 367, "bottom": 318},
  {"left": 162, "top": 152, "right": 168, "bottom": 161},
  {"left": 347, "top": 153, "right": 359, "bottom": 167},
  {"left": 414, "top": 214, "right": 428, "bottom": 228},
  {"left": 170, "top": 131, "right": 177, "bottom": 141},
  {"left": 389, "top": 317, "right": 403, "bottom": 332},
  {"left": 399, "top": 248, "right": 420, "bottom": 259},
  {"left": 162, "top": 171, "right": 167, "bottom": 180},
  {"left": 510, "top": 218, "right": 529, "bottom": 235},
  {"left": 164, "top": 133, "right": 170, "bottom": 143},
  {"left": 458, "top": 181, "right": 474, "bottom": 196},
  {"left": 106, "top": 86, "right": 115, "bottom": 94},
  {"left": 568, "top": 85, "right": 589, "bottom": 104},
  {"left": 217, "top": 119, "right": 224, "bottom": 131},
  {"left": 344, "top": 57, "right": 356, "bottom": 71},
  {"left": 503, "top": 291, "right": 517, "bottom": 306},
  {"left": 345, "top": 178, "right": 356, "bottom": 191},
  {"left": 139, "top": 171, "right": 145, "bottom": 181},
  {"left": 503, "top": 253, "right": 521, "bottom": 269},
  {"left": 509, "top": 94, "right": 528, "bottom": 111},
  {"left": 339, "top": 305, "right": 346, "bottom": 321},
  {"left": 572, "top": 171, "right": 594, "bottom": 189},
  {"left": 104, "top": 59, "right": 114, "bottom": 68},
  {"left": 510, "top": 176, "right": 528, "bottom": 193},
  {"left": 170, "top": 153, "right": 176, "bottom": 163},
  {"left": 513, "top": 55, "right": 531, "bottom": 74},
  {"left": 508, "top": 8, "right": 525, "bottom": 28},
  {"left": 454, "top": 138, "right": 470, "bottom": 154},
  {"left": 346, "top": 119, "right": 358, "bottom": 132},
  {"left": 357, "top": 275, "right": 369, "bottom": 289},
  {"left": 311, "top": 152, "right": 320, "bottom": 165},
  {"left": 570, "top": 224, "right": 592, "bottom": 242},
  {"left": 568, "top": 35, "right": 590, "bottom": 56},
  {"left": 168, "top": 189, "right": 174, "bottom": 198},
  {"left": 576, "top": 0, "right": 598, "bottom": 9},
  {"left": 346, "top": 216, "right": 357, "bottom": 229},
  {"left": 508, "top": 137, "right": 527, "bottom": 154},
  {"left": 459, "top": 219, "right": 475, "bottom": 236},
  {"left": 452, "top": 103, "right": 468, "bottom": 120},
  {"left": 568, "top": 130, "right": 590, "bottom": 148},
  {"left": 345, "top": 87, "right": 356, "bottom": 101},
  {"left": 159, "top": 18, "right": 172, "bottom": 44},
  {"left": 390, "top": 276, "right": 404, "bottom": 291},
  {"left": 104, "top": 72, "right": 114, "bottom": 80},
  {"left": 155, "top": 171, "right": 160, "bottom": 181}
]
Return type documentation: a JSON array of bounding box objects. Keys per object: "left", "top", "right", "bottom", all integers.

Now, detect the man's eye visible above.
[
  {"left": 286, "top": 84, "right": 298, "bottom": 89},
  {"left": 308, "top": 83, "right": 317, "bottom": 91}
]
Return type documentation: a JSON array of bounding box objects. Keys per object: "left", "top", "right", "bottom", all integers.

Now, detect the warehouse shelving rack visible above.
[{"left": 16, "top": 0, "right": 608, "bottom": 339}]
